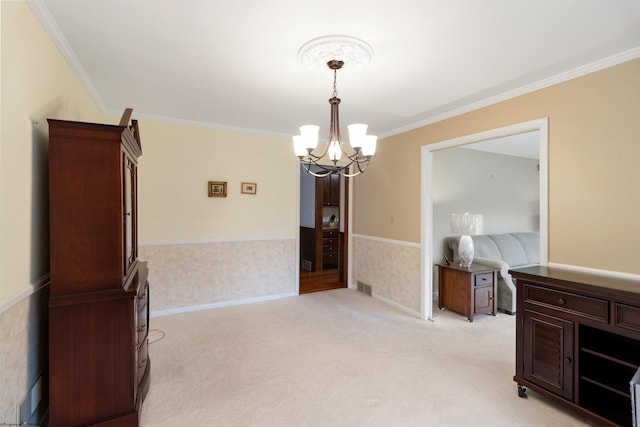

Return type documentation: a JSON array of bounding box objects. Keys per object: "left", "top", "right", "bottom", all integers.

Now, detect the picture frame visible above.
[
  {"left": 208, "top": 181, "right": 227, "bottom": 197},
  {"left": 241, "top": 182, "right": 257, "bottom": 195}
]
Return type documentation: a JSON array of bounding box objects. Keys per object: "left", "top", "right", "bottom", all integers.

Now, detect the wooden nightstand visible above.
[{"left": 437, "top": 263, "right": 498, "bottom": 321}]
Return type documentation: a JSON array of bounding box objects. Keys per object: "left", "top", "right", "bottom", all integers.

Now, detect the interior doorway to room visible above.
[
  {"left": 299, "top": 170, "right": 349, "bottom": 293},
  {"left": 421, "top": 119, "right": 549, "bottom": 321}
]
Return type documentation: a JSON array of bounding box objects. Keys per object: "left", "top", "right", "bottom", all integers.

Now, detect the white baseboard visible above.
[
  {"left": 372, "top": 293, "right": 421, "bottom": 318},
  {"left": 150, "top": 292, "right": 298, "bottom": 318}
]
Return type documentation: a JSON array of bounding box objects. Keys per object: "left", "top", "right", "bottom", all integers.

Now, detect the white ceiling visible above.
[{"left": 30, "top": 0, "right": 640, "bottom": 141}]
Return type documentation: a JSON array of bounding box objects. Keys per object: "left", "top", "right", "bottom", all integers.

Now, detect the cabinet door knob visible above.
[
  {"left": 558, "top": 298, "right": 566, "bottom": 306},
  {"left": 565, "top": 357, "right": 572, "bottom": 364}
]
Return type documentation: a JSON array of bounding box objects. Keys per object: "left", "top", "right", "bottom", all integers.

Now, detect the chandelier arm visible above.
[
  {"left": 306, "top": 169, "right": 336, "bottom": 178},
  {"left": 299, "top": 158, "right": 336, "bottom": 177},
  {"left": 337, "top": 165, "right": 366, "bottom": 178}
]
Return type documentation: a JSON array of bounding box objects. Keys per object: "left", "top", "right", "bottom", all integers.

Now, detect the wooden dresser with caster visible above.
[{"left": 511, "top": 266, "right": 640, "bottom": 426}]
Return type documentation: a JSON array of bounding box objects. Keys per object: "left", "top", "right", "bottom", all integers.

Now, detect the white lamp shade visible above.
[
  {"left": 347, "top": 123, "right": 368, "bottom": 148},
  {"left": 450, "top": 213, "right": 483, "bottom": 235},
  {"left": 362, "top": 135, "right": 377, "bottom": 157},
  {"left": 293, "top": 135, "right": 307, "bottom": 157},
  {"left": 299, "top": 125, "right": 319, "bottom": 150}
]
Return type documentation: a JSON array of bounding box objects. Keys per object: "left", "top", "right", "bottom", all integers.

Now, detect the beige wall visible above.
[
  {"left": 0, "top": 2, "right": 107, "bottom": 423},
  {"left": 3, "top": 3, "right": 640, "bottom": 422},
  {"left": 137, "top": 119, "right": 299, "bottom": 313},
  {"left": 354, "top": 58, "right": 640, "bottom": 275},
  {"left": 138, "top": 120, "right": 297, "bottom": 242},
  {"left": 1, "top": 1, "right": 106, "bottom": 305},
  {"left": 1, "top": 1, "right": 299, "bottom": 421}
]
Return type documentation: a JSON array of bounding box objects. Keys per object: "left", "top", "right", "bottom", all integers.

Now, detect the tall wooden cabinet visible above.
[
  {"left": 512, "top": 266, "right": 640, "bottom": 426},
  {"left": 48, "top": 110, "right": 150, "bottom": 426},
  {"left": 321, "top": 173, "right": 340, "bottom": 206}
]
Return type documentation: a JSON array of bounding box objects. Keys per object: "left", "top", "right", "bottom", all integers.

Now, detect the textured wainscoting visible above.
[
  {"left": 352, "top": 235, "right": 421, "bottom": 314},
  {"left": 0, "top": 284, "right": 49, "bottom": 425},
  {"left": 140, "top": 238, "right": 297, "bottom": 314}
]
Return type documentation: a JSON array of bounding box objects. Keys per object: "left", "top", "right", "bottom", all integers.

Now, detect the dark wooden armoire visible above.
[{"left": 48, "top": 109, "right": 150, "bottom": 426}]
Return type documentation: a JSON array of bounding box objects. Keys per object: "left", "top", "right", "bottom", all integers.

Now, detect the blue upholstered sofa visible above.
[{"left": 444, "top": 232, "right": 540, "bottom": 314}]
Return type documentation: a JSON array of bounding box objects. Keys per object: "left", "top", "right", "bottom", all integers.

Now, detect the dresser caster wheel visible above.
[{"left": 517, "top": 384, "right": 527, "bottom": 398}]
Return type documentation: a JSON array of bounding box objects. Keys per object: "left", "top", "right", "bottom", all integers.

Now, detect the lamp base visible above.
[{"left": 458, "top": 235, "right": 474, "bottom": 268}]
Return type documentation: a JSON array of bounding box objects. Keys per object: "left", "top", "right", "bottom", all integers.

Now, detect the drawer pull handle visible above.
[{"left": 558, "top": 298, "right": 566, "bottom": 306}]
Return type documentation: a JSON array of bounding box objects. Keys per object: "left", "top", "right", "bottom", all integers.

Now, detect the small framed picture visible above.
[
  {"left": 208, "top": 181, "right": 227, "bottom": 197},
  {"left": 241, "top": 182, "right": 257, "bottom": 195}
]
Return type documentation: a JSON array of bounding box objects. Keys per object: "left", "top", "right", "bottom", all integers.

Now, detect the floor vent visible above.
[{"left": 357, "top": 281, "right": 372, "bottom": 296}]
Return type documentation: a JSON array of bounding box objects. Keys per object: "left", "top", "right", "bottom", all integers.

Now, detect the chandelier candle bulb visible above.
[{"left": 329, "top": 140, "right": 342, "bottom": 161}]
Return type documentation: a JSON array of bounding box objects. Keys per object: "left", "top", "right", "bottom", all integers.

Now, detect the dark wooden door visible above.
[{"left": 522, "top": 309, "right": 574, "bottom": 400}]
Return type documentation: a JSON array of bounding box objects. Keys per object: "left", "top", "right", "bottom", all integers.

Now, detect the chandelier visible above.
[{"left": 293, "top": 36, "right": 377, "bottom": 177}]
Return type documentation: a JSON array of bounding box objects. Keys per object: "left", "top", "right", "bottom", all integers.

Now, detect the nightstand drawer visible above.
[
  {"left": 475, "top": 273, "right": 494, "bottom": 287},
  {"left": 524, "top": 284, "right": 608, "bottom": 322}
]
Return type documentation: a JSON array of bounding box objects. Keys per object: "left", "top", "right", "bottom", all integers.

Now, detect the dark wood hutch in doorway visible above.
[{"left": 299, "top": 172, "right": 348, "bottom": 292}]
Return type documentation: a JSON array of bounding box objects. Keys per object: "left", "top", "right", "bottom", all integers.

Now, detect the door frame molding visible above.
[{"left": 420, "top": 118, "right": 549, "bottom": 320}]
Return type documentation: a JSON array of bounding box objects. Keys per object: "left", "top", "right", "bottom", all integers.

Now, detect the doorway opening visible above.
[
  {"left": 420, "top": 118, "right": 549, "bottom": 320},
  {"left": 299, "top": 170, "right": 349, "bottom": 293}
]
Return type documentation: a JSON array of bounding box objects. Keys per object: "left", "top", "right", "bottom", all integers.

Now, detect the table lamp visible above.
[{"left": 450, "top": 213, "right": 483, "bottom": 268}]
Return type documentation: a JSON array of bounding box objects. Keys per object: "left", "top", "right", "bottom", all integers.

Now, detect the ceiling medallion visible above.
[{"left": 298, "top": 35, "right": 374, "bottom": 72}]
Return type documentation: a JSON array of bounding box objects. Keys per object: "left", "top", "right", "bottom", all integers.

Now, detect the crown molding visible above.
[
  {"left": 381, "top": 46, "right": 640, "bottom": 138},
  {"left": 28, "top": 0, "right": 640, "bottom": 140},
  {"left": 27, "top": 0, "right": 107, "bottom": 112}
]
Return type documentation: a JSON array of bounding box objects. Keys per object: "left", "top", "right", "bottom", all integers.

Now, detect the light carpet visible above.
[{"left": 140, "top": 289, "right": 594, "bottom": 426}]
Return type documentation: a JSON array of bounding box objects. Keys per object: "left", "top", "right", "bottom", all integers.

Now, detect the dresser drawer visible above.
[
  {"left": 324, "top": 252, "right": 338, "bottom": 261},
  {"left": 615, "top": 303, "right": 640, "bottom": 333},
  {"left": 474, "top": 272, "right": 494, "bottom": 287},
  {"left": 137, "top": 282, "right": 148, "bottom": 311},
  {"left": 136, "top": 281, "right": 149, "bottom": 351},
  {"left": 323, "top": 229, "right": 338, "bottom": 238},
  {"left": 137, "top": 337, "right": 148, "bottom": 383},
  {"left": 524, "top": 284, "right": 608, "bottom": 322},
  {"left": 323, "top": 237, "right": 338, "bottom": 247},
  {"left": 323, "top": 243, "right": 337, "bottom": 252},
  {"left": 136, "top": 315, "right": 148, "bottom": 350}
]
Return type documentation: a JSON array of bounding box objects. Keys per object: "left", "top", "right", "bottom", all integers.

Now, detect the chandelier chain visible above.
[{"left": 332, "top": 69, "right": 338, "bottom": 98}]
